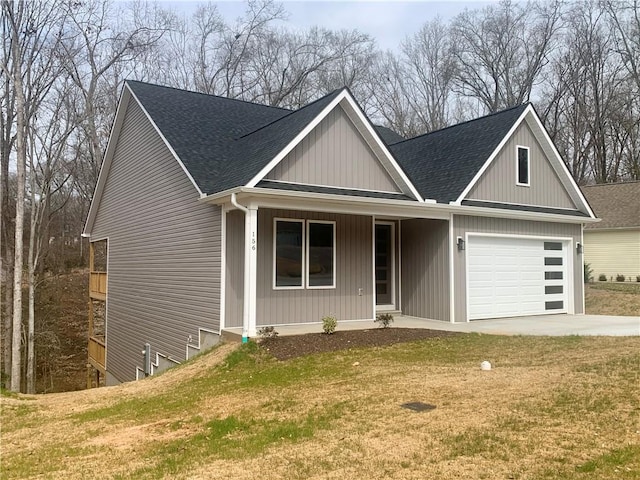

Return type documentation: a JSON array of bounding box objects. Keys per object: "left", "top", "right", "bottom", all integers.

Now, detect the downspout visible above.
[{"left": 230, "top": 193, "right": 250, "bottom": 343}]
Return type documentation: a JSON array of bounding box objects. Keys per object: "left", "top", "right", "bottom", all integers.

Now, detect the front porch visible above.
[{"left": 223, "top": 313, "right": 640, "bottom": 338}]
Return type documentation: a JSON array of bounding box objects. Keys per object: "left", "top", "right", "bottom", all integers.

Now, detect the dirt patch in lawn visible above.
[
  {"left": 585, "top": 284, "right": 640, "bottom": 316},
  {"left": 259, "top": 328, "right": 461, "bottom": 360}
]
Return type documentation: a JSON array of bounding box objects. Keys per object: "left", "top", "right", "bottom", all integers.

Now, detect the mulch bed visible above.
[{"left": 259, "top": 328, "right": 462, "bottom": 360}]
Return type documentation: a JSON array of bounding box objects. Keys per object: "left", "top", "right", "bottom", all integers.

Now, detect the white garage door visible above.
[{"left": 467, "top": 236, "right": 568, "bottom": 320}]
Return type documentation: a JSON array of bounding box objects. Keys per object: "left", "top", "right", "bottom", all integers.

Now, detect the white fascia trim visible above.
[
  {"left": 526, "top": 110, "right": 596, "bottom": 219},
  {"left": 83, "top": 88, "right": 130, "bottom": 236},
  {"left": 126, "top": 83, "right": 204, "bottom": 197},
  {"left": 245, "top": 89, "right": 425, "bottom": 202},
  {"left": 337, "top": 94, "right": 424, "bottom": 202},
  {"left": 230, "top": 187, "right": 598, "bottom": 224},
  {"left": 453, "top": 106, "right": 531, "bottom": 205}
]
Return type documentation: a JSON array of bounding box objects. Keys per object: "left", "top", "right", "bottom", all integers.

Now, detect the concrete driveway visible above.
[{"left": 394, "top": 314, "right": 640, "bottom": 336}]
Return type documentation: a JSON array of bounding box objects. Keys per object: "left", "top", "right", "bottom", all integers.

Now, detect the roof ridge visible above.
[
  {"left": 125, "top": 79, "right": 291, "bottom": 112},
  {"left": 390, "top": 102, "right": 530, "bottom": 146},
  {"left": 236, "top": 88, "right": 345, "bottom": 140}
]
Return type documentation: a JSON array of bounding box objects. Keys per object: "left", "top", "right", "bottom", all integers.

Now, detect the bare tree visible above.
[
  {"left": 450, "top": 0, "right": 561, "bottom": 112},
  {"left": 401, "top": 18, "right": 458, "bottom": 132}
]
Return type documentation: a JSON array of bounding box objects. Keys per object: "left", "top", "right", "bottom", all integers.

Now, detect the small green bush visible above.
[
  {"left": 375, "top": 313, "right": 394, "bottom": 328},
  {"left": 636, "top": 276, "right": 640, "bottom": 283},
  {"left": 322, "top": 315, "right": 337, "bottom": 334},
  {"left": 598, "top": 274, "right": 607, "bottom": 282},
  {"left": 616, "top": 274, "right": 626, "bottom": 282}
]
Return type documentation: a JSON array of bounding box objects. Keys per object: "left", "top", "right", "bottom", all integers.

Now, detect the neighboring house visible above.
[
  {"left": 581, "top": 182, "right": 640, "bottom": 282},
  {"left": 83, "top": 81, "right": 597, "bottom": 385}
]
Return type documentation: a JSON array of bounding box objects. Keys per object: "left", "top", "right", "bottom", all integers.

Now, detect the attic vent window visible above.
[{"left": 517, "top": 146, "right": 530, "bottom": 186}]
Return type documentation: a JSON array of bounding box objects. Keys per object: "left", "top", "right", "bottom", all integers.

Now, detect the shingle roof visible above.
[
  {"left": 127, "top": 81, "right": 530, "bottom": 203},
  {"left": 582, "top": 182, "right": 640, "bottom": 229},
  {"left": 374, "top": 125, "right": 405, "bottom": 145},
  {"left": 462, "top": 200, "right": 590, "bottom": 217},
  {"left": 389, "top": 104, "right": 529, "bottom": 203},
  {"left": 257, "top": 180, "right": 414, "bottom": 201}
]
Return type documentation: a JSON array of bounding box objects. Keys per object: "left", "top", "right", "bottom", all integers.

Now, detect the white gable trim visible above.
[
  {"left": 453, "top": 105, "right": 595, "bottom": 218},
  {"left": 83, "top": 87, "right": 130, "bottom": 236},
  {"left": 83, "top": 83, "right": 204, "bottom": 236},
  {"left": 453, "top": 107, "right": 529, "bottom": 205},
  {"left": 245, "top": 89, "right": 425, "bottom": 202}
]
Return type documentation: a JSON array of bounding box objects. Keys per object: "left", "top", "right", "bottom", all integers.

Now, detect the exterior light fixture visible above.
[
  {"left": 457, "top": 236, "right": 465, "bottom": 251},
  {"left": 576, "top": 242, "right": 583, "bottom": 254}
]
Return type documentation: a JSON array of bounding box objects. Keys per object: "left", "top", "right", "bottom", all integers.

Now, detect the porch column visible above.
[{"left": 242, "top": 205, "right": 258, "bottom": 342}]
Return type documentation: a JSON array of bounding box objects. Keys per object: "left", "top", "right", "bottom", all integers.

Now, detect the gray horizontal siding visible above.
[
  {"left": 467, "top": 122, "right": 576, "bottom": 209},
  {"left": 265, "top": 106, "right": 401, "bottom": 193},
  {"left": 91, "top": 99, "right": 221, "bottom": 383},
  {"left": 256, "top": 208, "right": 373, "bottom": 325},
  {"left": 400, "top": 219, "right": 450, "bottom": 321},
  {"left": 452, "top": 215, "right": 583, "bottom": 322}
]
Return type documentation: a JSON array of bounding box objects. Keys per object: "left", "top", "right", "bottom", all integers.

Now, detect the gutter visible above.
[{"left": 202, "top": 187, "right": 599, "bottom": 224}]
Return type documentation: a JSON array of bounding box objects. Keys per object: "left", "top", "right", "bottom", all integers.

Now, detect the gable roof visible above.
[
  {"left": 389, "top": 104, "right": 529, "bottom": 203},
  {"left": 582, "top": 182, "right": 640, "bottom": 229}
]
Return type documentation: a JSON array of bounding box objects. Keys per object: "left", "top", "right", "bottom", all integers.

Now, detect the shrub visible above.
[
  {"left": 616, "top": 274, "right": 626, "bottom": 282},
  {"left": 322, "top": 315, "right": 337, "bottom": 334},
  {"left": 583, "top": 263, "right": 593, "bottom": 283},
  {"left": 257, "top": 326, "right": 278, "bottom": 339},
  {"left": 598, "top": 274, "right": 607, "bottom": 282},
  {"left": 375, "top": 313, "right": 394, "bottom": 328},
  {"left": 637, "top": 276, "right": 640, "bottom": 283}
]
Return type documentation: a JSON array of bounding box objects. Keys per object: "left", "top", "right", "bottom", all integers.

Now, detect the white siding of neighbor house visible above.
[
  {"left": 584, "top": 229, "right": 640, "bottom": 281},
  {"left": 265, "top": 106, "right": 401, "bottom": 193},
  {"left": 467, "top": 122, "right": 577, "bottom": 209},
  {"left": 452, "top": 215, "right": 583, "bottom": 321},
  {"left": 91, "top": 99, "right": 221, "bottom": 384}
]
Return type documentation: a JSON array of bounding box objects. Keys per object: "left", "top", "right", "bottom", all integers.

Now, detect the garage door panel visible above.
[{"left": 467, "top": 236, "right": 568, "bottom": 320}]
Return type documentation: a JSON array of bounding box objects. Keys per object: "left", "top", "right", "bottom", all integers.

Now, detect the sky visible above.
[{"left": 166, "top": 0, "right": 497, "bottom": 51}]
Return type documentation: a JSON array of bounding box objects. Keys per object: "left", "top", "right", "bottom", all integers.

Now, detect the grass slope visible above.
[{"left": 2, "top": 335, "right": 639, "bottom": 479}]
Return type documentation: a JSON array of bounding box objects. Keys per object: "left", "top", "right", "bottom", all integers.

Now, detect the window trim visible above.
[
  {"left": 273, "top": 218, "right": 305, "bottom": 290},
  {"left": 306, "top": 220, "right": 337, "bottom": 290},
  {"left": 516, "top": 145, "right": 530, "bottom": 187}
]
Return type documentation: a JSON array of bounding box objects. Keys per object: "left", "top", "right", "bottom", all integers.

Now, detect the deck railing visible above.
[
  {"left": 88, "top": 335, "right": 106, "bottom": 370},
  {"left": 89, "top": 271, "right": 107, "bottom": 300}
]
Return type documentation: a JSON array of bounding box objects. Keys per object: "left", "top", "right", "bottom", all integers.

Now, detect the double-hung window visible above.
[{"left": 274, "top": 218, "right": 336, "bottom": 289}]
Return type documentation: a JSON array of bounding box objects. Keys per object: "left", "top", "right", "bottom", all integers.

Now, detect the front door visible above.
[{"left": 375, "top": 222, "right": 395, "bottom": 308}]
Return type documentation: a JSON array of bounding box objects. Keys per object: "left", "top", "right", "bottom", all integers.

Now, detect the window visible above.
[
  {"left": 273, "top": 219, "right": 336, "bottom": 289},
  {"left": 516, "top": 146, "right": 530, "bottom": 186},
  {"left": 274, "top": 220, "right": 304, "bottom": 288},
  {"left": 307, "top": 221, "right": 335, "bottom": 288}
]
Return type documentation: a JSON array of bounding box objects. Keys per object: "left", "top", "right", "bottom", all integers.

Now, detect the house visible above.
[
  {"left": 581, "top": 182, "right": 640, "bottom": 282},
  {"left": 83, "top": 81, "right": 597, "bottom": 385}
]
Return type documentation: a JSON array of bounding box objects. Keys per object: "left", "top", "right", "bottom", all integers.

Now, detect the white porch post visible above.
[{"left": 242, "top": 205, "right": 258, "bottom": 342}]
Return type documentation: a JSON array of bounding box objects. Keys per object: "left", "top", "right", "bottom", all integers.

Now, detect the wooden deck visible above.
[
  {"left": 89, "top": 271, "right": 107, "bottom": 300},
  {"left": 88, "top": 335, "right": 106, "bottom": 371}
]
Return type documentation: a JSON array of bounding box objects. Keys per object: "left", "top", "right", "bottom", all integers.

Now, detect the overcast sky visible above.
[{"left": 167, "top": 1, "right": 497, "bottom": 51}]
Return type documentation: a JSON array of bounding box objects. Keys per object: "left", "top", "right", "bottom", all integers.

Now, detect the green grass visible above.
[{"left": 3, "top": 334, "right": 640, "bottom": 479}]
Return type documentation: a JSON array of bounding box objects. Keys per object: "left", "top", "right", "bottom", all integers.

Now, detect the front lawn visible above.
[
  {"left": 586, "top": 282, "right": 640, "bottom": 316},
  {"left": 2, "top": 335, "right": 639, "bottom": 479}
]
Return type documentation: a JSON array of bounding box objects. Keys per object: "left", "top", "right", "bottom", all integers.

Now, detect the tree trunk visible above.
[{"left": 9, "top": 0, "right": 25, "bottom": 392}]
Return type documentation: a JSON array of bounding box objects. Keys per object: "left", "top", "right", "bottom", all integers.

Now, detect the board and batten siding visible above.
[
  {"left": 467, "top": 122, "right": 576, "bottom": 209},
  {"left": 452, "top": 215, "right": 583, "bottom": 321},
  {"left": 584, "top": 229, "right": 640, "bottom": 280},
  {"left": 265, "top": 106, "right": 401, "bottom": 193},
  {"left": 254, "top": 208, "right": 374, "bottom": 325},
  {"left": 91, "top": 99, "right": 222, "bottom": 384},
  {"left": 224, "top": 210, "right": 244, "bottom": 328},
  {"left": 400, "top": 219, "right": 450, "bottom": 321}
]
